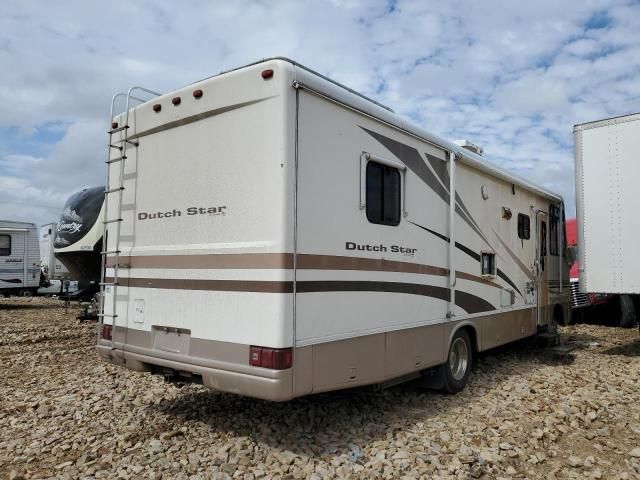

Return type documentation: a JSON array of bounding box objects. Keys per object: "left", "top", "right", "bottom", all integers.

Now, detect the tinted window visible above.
[
  {"left": 366, "top": 161, "right": 400, "bottom": 226},
  {"left": 517, "top": 213, "right": 530, "bottom": 240},
  {"left": 0, "top": 234, "right": 10, "bottom": 256},
  {"left": 549, "top": 205, "right": 560, "bottom": 256}
]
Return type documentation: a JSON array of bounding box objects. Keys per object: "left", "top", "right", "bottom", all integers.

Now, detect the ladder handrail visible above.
[
  {"left": 98, "top": 92, "right": 127, "bottom": 348},
  {"left": 99, "top": 86, "right": 160, "bottom": 350}
]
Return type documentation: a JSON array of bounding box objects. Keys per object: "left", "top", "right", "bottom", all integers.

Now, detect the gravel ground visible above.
[{"left": 1, "top": 297, "right": 640, "bottom": 480}]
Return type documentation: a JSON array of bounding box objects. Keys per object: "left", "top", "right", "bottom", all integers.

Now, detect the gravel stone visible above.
[{"left": 2, "top": 297, "right": 640, "bottom": 480}]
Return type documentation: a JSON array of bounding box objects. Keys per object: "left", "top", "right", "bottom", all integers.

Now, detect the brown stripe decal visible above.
[
  {"left": 107, "top": 253, "right": 294, "bottom": 269},
  {"left": 107, "top": 253, "right": 501, "bottom": 289},
  {"left": 297, "top": 254, "right": 449, "bottom": 276},
  {"left": 108, "top": 277, "right": 293, "bottom": 293},
  {"left": 106, "top": 278, "right": 495, "bottom": 314}
]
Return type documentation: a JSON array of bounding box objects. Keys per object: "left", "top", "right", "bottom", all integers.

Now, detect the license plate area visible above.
[{"left": 152, "top": 326, "right": 191, "bottom": 355}]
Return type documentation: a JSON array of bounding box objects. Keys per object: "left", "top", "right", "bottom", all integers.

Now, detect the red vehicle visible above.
[{"left": 567, "top": 217, "right": 636, "bottom": 327}]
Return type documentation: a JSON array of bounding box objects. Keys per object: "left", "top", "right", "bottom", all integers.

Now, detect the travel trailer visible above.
[
  {"left": 574, "top": 113, "right": 640, "bottom": 326},
  {"left": 54, "top": 186, "right": 104, "bottom": 297},
  {"left": 0, "top": 220, "right": 41, "bottom": 296},
  {"left": 39, "top": 223, "right": 70, "bottom": 281},
  {"left": 98, "top": 58, "right": 570, "bottom": 401}
]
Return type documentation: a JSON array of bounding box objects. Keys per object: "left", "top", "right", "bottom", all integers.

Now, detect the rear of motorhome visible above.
[
  {"left": 98, "top": 58, "right": 570, "bottom": 400},
  {"left": 0, "top": 220, "right": 41, "bottom": 296}
]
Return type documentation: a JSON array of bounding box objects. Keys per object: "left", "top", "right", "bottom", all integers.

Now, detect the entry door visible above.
[{"left": 536, "top": 212, "right": 549, "bottom": 327}]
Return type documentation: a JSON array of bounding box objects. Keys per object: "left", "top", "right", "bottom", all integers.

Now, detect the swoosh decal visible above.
[{"left": 409, "top": 221, "right": 523, "bottom": 297}]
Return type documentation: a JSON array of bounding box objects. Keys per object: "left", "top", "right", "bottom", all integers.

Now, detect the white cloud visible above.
[{"left": 0, "top": 0, "right": 639, "bottom": 226}]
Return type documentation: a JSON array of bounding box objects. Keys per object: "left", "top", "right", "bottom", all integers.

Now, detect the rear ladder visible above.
[{"left": 98, "top": 87, "right": 160, "bottom": 348}]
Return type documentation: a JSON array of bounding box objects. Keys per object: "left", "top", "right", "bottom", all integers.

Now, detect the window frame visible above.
[
  {"left": 0, "top": 234, "right": 11, "bottom": 256},
  {"left": 517, "top": 213, "right": 530, "bottom": 240},
  {"left": 360, "top": 152, "right": 406, "bottom": 226}
]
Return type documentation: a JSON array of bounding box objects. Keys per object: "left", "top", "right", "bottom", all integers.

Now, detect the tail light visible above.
[
  {"left": 250, "top": 346, "right": 292, "bottom": 369},
  {"left": 101, "top": 324, "right": 113, "bottom": 340}
]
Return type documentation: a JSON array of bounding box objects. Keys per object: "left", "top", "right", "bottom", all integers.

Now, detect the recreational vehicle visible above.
[
  {"left": 54, "top": 186, "right": 104, "bottom": 297},
  {"left": 98, "top": 58, "right": 570, "bottom": 401},
  {"left": 0, "top": 220, "right": 41, "bottom": 296},
  {"left": 39, "top": 223, "right": 70, "bottom": 281}
]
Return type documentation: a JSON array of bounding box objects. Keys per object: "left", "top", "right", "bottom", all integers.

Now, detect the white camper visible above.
[
  {"left": 39, "top": 223, "right": 70, "bottom": 280},
  {"left": 0, "top": 220, "right": 41, "bottom": 296},
  {"left": 98, "top": 58, "right": 570, "bottom": 400}
]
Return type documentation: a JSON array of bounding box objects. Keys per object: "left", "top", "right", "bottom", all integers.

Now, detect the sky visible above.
[{"left": 1, "top": 0, "right": 639, "bottom": 226}]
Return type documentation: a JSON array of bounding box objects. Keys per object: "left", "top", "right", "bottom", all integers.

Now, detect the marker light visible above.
[
  {"left": 111, "top": 122, "right": 118, "bottom": 129},
  {"left": 152, "top": 104, "right": 162, "bottom": 113},
  {"left": 261, "top": 69, "right": 274, "bottom": 79},
  {"left": 193, "top": 89, "right": 203, "bottom": 99},
  {"left": 172, "top": 97, "right": 181, "bottom": 106},
  {"left": 101, "top": 324, "right": 113, "bottom": 340}
]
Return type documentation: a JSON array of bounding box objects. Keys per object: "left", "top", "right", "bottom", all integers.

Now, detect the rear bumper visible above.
[{"left": 97, "top": 344, "right": 294, "bottom": 401}]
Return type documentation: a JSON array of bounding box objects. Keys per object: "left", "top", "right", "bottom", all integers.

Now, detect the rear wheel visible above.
[{"left": 439, "top": 329, "right": 473, "bottom": 394}]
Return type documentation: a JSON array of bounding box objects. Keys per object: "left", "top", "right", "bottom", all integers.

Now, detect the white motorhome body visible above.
[
  {"left": 39, "top": 223, "right": 70, "bottom": 280},
  {"left": 574, "top": 113, "right": 640, "bottom": 295},
  {"left": 98, "top": 58, "right": 570, "bottom": 400},
  {"left": 0, "top": 220, "right": 40, "bottom": 295}
]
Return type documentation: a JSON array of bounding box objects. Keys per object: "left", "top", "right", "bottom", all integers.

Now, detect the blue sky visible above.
[{"left": 1, "top": 0, "right": 639, "bottom": 225}]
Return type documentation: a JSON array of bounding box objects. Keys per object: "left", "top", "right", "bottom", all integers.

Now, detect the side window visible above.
[
  {"left": 549, "top": 205, "right": 559, "bottom": 256},
  {"left": 366, "top": 161, "right": 401, "bottom": 226},
  {"left": 481, "top": 252, "right": 496, "bottom": 277},
  {"left": 0, "top": 234, "right": 10, "bottom": 256},
  {"left": 517, "top": 213, "right": 530, "bottom": 240}
]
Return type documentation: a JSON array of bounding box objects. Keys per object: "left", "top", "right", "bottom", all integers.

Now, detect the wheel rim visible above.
[{"left": 449, "top": 337, "right": 468, "bottom": 381}]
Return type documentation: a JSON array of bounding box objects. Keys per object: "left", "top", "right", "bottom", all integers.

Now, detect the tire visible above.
[
  {"left": 618, "top": 295, "right": 637, "bottom": 328},
  {"left": 439, "top": 329, "right": 473, "bottom": 394}
]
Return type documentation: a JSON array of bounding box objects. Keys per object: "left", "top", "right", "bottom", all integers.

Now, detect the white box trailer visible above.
[
  {"left": 39, "top": 223, "right": 70, "bottom": 280},
  {"left": 0, "top": 220, "right": 41, "bottom": 296},
  {"left": 98, "top": 58, "right": 570, "bottom": 400},
  {"left": 574, "top": 113, "right": 640, "bottom": 295}
]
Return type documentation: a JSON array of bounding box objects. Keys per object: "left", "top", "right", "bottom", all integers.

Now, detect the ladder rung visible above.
[
  {"left": 97, "top": 313, "right": 118, "bottom": 318},
  {"left": 125, "top": 139, "right": 139, "bottom": 147},
  {"left": 103, "top": 218, "right": 123, "bottom": 224},
  {"left": 109, "top": 125, "right": 129, "bottom": 133},
  {"left": 101, "top": 250, "right": 121, "bottom": 255},
  {"left": 105, "top": 187, "right": 125, "bottom": 194},
  {"left": 110, "top": 144, "right": 123, "bottom": 151},
  {"left": 106, "top": 156, "right": 127, "bottom": 164}
]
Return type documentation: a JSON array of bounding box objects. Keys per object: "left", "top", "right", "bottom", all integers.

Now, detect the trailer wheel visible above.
[
  {"left": 20, "top": 289, "right": 33, "bottom": 297},
  {"left": 439, "top": 329, "right": 473, "bottom": 394},
  {"left": 618, "top": 295, "right": 637, "bottom": 328}
]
